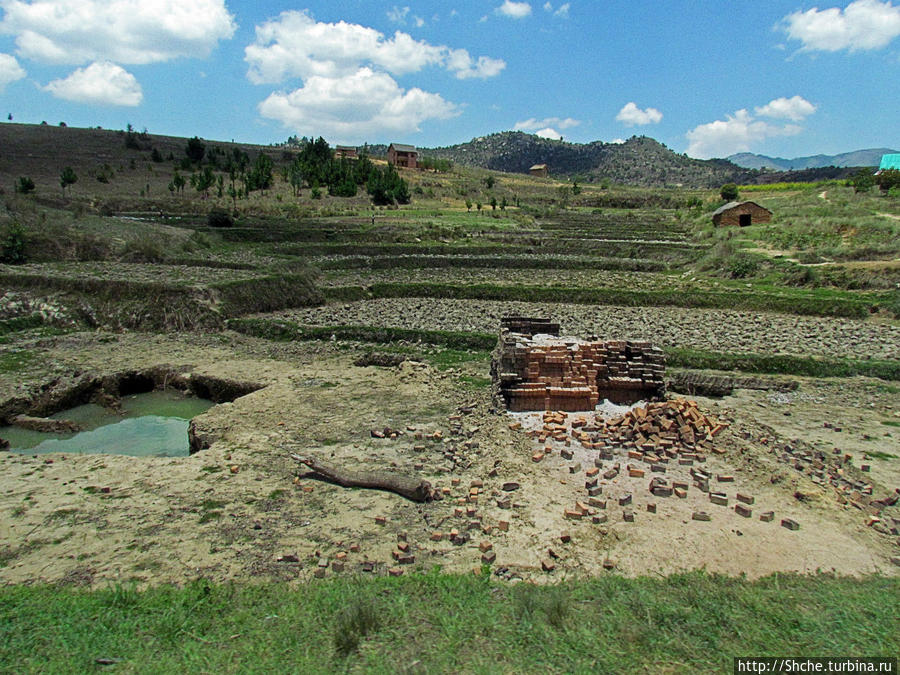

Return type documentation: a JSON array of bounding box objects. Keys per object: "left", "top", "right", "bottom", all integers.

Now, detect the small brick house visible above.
[
  {"left": 387, "top": 143, "right": 418, "bottom": 169},
  {"left": 529, "top": 164, "right": 549, "bottom": 178},
  {"left": 712, "top": 201, "right": 772, "bottom": 227},
  {"left": 335, "top": 145, "right": 358, "bottom": 159}
]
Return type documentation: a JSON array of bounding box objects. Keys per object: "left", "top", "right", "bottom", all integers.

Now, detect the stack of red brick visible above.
[{"left": 494, "top": 320, "right": 666, "bottom": 411}]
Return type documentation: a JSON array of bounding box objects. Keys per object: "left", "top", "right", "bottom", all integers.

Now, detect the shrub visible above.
[
  {"left": 16, "top": 177, "right": 35, "bottom": 194},
  {"left": 1, "top": 223, "right": 27, "bottom": 263},
  {"left": 720, "top": 183, "right": 739, "bottom": 201},
  {"left": 726, "top": 253, "right": 760, "bottom": 279},
  {"left": 206, "top": 208, "right": 233, "bottom": 228}
]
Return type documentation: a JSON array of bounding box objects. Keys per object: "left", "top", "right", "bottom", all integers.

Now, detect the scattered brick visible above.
[
  {"left": 735, "top": 504, "right": 752, "bottom": 518},
  {"left": 479, "top": 541, "right": 493, "bottom": 553},
  {"left": 623, "top": 510, "right": 634, "bottom": 522},
  {"left": 692, "top": 511, "right": 711, "bottom": 521},
  {"left": 709, "top": 492, "right": 728, "bottom": 506},
  {"left": 501, "top": 482, "right": 521, "bottom": 491},
  {"left": 736, "top": 493, "right": 754, "bottom": 505},
  {"left": 619, "top": 493, "right": 632, "bottom": 506},
  {"left": 781, "top": 518, "right": 800, "bottom": 531},
  {"left": 375, "top": 516, "right": 387, "bottom": 525},
  {"left": 717, "top": 474, "right": 734, "bottom": 483},
  {"left": 647, "top": 503, "right": 657, "bottom": 513},
  {"left": 541, "top": 559, "right": 556, "bottom": 572},
  {"left": 759, "top": 511, "right": 775, "bottom": 522},
  {"left": 388, "top": 567, "right": 404, "bottom": 577},
  {"left": 498, "top": 520, "right": 510, "bottom": 532},
  {"left": 481, "top": 551, "right": 497, "bottom": 564}
]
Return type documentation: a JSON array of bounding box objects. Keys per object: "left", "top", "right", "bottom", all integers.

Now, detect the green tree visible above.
[
  {"left": 191, "top": 166, "right": 215, "bottom": 196},
  {"left": 185, "top": 136, "right": 206, "bottom": 165},
  {"left": 483, "top": 175, "right": 495, "bottom": 189},
  {"left": 366, "top": 164, "right": 410, "bottom": 205},
  {"left": 170, "top": 170, "right": 186, "bottom": 195},
  {"left": 720, "top": 183, "right": 739, "bottom": 201},
  {"left": 247, "top": 153, "right": 273, "bottom": 192},
  {"left": 60, "top": 166, "right": 77, "bottom": 196}
]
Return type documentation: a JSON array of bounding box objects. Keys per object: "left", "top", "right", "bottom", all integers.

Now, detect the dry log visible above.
[{"left": 289, "top": 453, "right": 433, "bottom": 502}]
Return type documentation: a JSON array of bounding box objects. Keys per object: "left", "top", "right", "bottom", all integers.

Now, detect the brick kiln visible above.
[{"left": 491, "top": 317, "right": 666, "bottom": 412}]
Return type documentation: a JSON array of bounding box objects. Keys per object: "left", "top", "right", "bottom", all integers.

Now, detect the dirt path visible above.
[{"left": 1, "top": 332, "right": 897, "bottom": 587}]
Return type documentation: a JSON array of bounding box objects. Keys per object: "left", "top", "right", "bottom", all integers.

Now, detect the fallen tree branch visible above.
[{"left": 289, "top": 453, "right": 433, "bottom": 502}]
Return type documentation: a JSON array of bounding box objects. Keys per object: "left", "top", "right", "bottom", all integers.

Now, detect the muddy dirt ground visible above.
[{"left": 1, "top": 330, "right": 898, "bottom": 587}]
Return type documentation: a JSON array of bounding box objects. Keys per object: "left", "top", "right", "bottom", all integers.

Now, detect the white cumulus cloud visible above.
[
  {"left": 754, "top": 95, "right": 817, "bottom": 121},
  {"left": 446, "top": 48, "right": 506, "bottom": 79},
  {"left": 496, "top": 1, "right": 532, "bottom": 19},
  {"left": 781, "top": 0, "right": 900, "bottom": 52},
  {"left": 685, "top": 108, "right": 805, "bottom": 159},
  {"left": 615, "top": 102, "right": 663, "bottom": 126},
  {"left": 257, "top": 67, "right": 458, "bottom": 143},
  {"left": 534, "top": 127, "right": 563, "bottom": 140},
  {"left": 514, "top": 116, "right": 580, "bottom": 132},
  {"left": 387, "top": 6, "right": 410, "bottom": 24},
  {"left": 245, "top": 10, "right": 503, "bottom": 83},
  {"left": 42, "top": 60, "right": 142, "bottom": 105},
  {"left": 0, "top": 52, "right": 26, "bottom": 90},
  {"left": 0, "top": 0, "right": 236, "bottom": 65},
  {"left": 246, "top": 10, "right": 504, "bottom": 140}
]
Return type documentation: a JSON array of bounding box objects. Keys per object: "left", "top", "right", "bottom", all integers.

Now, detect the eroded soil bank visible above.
[{"left": 1, "top": 331, "right": 898, "bottom": 587}]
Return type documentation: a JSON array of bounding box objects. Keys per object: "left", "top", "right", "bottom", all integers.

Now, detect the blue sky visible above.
[{"left": 1, "top": 0, "right": 898, "bottom": 158}]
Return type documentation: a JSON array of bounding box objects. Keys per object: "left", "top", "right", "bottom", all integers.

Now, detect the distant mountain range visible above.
[{"left": 727, "top": 148, "right": 897, "bottom": 171}]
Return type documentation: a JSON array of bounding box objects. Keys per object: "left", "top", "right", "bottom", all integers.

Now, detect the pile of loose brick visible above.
[
  {"left": 493, "top": 317, "right": 666, "bottom": 412},
  {"left": 523, "top": 398, "right": 727, "bottom": 462}
]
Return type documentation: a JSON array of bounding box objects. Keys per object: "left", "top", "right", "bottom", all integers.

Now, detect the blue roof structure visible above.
[{"left": 879, "top": 154, "right": 900, "bottom": 170}]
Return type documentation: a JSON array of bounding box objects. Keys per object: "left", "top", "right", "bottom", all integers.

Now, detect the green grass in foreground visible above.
[
  {"left": 227, "top": 319, "right": 900, "bottom": 381},
  {"left": 0, "top": 573, "right": 896, "bottom": 674}
]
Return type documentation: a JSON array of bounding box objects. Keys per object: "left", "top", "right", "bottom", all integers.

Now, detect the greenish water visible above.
[{"left": 0, "top": 391, "right": 215, "bottom": 457}]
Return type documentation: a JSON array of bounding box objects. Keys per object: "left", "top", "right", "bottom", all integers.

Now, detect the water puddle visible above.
[{"left": 1, "top": 390, "right": 215, "bottom": 457}]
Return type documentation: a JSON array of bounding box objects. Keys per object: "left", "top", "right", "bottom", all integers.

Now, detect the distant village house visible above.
[
  {"left": 712, "top": 201, "right": 772, "bottom": 227},
  {"left": 387, "top": 143, "right": 418, "bottom": 169},
  {"left": 335, "top": 145, "right": 358, "bottom": 159},
  {"left": 529, "top": 164, "right": 549, "bottom": 178}
]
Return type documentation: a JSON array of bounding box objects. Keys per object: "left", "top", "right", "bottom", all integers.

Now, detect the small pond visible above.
[{"left": 1, "top": 391, "right": 215, "bottom": 457}]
